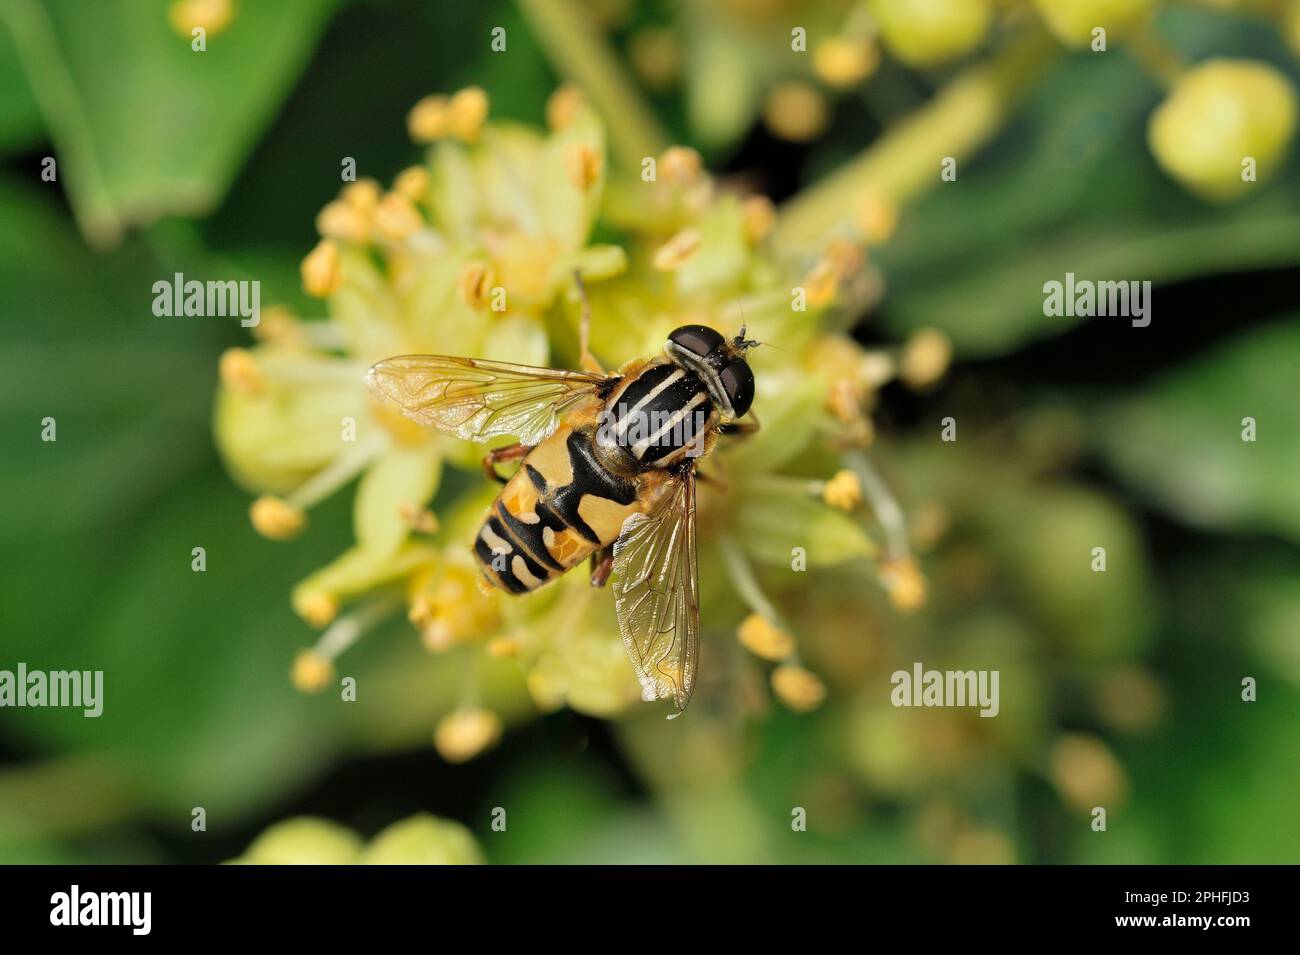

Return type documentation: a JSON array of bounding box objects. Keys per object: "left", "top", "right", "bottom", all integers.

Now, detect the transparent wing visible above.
[
  {"left": 612, "top": 468, "right": 699, "bottom": 714},
  {"left": 365, "top": 355, "right": 608, "bottom": 445}
]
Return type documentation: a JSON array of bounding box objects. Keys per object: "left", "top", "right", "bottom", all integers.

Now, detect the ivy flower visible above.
[{"left": 215, "top": 84, "right": 939, "bottom": 750}]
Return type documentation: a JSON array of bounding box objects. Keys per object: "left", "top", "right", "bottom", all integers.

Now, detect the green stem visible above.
[
  {"left": 516, "top": 0, "right": 671, "bottom": 166},
  {"left": 773, "top": 26, "right": 1058, "bottom": 257}
]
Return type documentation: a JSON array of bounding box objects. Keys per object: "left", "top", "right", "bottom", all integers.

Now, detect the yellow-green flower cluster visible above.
[{"left": 214, "top": 85, "right": 945, "bottom": 756}]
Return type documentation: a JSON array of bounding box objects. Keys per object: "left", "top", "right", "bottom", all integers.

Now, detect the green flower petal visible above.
[
  {"left": 735, "top": 477, "right": 877, "bottom": 567},
  {"left": 354, "top": 445, "right": 443, "bottom": 558}
]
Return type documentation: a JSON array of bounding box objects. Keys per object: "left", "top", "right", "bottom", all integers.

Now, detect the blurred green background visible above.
[{"left": 1, "top": 0, "right": 1298, "bottom": 864}]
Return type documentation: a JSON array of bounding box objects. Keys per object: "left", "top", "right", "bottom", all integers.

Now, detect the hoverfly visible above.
[{"left": 365, "top": 275, "right": 758, "bottom": 714}]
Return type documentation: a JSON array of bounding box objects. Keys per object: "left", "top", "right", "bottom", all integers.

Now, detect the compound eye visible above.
[
  {"left": 668, "top": 324, "right": 725, "bottom": 358},
  {"left": 719, "top": 359, "right": 755, "bottom": 419}
]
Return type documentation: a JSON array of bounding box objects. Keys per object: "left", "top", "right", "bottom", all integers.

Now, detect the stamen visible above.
[
  {"left": 374, "top": 192, "right": 423, "bottom": 242},
  {"left": 741, "top": 196, "right": 776, "bottom": 244},
  {"left": 565, "top": 143, "right": 603, "bottom": 191},
  {"left": 408, "top": 94, "right": 449, "bottom": 143},
  {"left": 819, "top": 469, "right": 864, "bottom": 511},
  {"left": 291, "top": 596, "right": 401, "bottom": 693},
  {"left": 316, "top": 199, "right": 371, "bottom": 244},
  {"left": 458, "top": 261, "right": 496, "bottom": 309},
  {"left": 218, "top": 348, "right": 266, "bottom": 395},
  {"left": 301, "top": 240, "right": 341, "bottom": 298},
  {"left": 659, "top": 146, "right": 703, "bottom": 187},
  {"left": 771, "top": 664, "right": 827, "bottom": 712},
  {"left": 250, "top": 495, "right": 306, "bottom": 540},
  {"left": 653, "top": 228, "right": 701, "bottom": 271},
  {"left": 447, "top": 86, "right": 489, "bottom": 142},
  {"left": 286, "top": 433, "right": 388, "bottom": 512},
  {"left": 434, "top": 706, "right": 503, "bottom": 763},
  {"left": 898, "top": 328, "right": 953, "bottom": 390},
  {"left": 546, "top": 85, "right": 585, "bottom": 132}
]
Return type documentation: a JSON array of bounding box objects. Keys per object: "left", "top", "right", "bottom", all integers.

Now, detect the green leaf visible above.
[
  {"left": 0, "top": 16, "right": 42, "bottom": 153},
  {"left": 0, "top": 0, "right": 337, "bottom": 246},
  {"left": 1095, "top": 318, "right": 1300, "bottom": 544}
]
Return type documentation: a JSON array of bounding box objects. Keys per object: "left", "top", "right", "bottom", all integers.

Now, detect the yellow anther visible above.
[
  {"left": 411, "top": 564, "right": 501, "bottom": 652},
  {"left": 486, "top": 636, "right": 519, "bottom": 659},
  {"left": 763, "top": 82, "right": 829, "bottom": 143},
  {"left": 546, "top": 85, "right": 585, "bottom": 132},
  {"left": 434, "top": 708, "right": 503, "bottom": 763},
  {"left": 771, "top": 664, "right": 828, "bottom": 712},
  {"left": 341, "top": 178, "right": 381, "bottom": 212},
  {"left": 250, "top": 495, "right": 306, "bottom": 541},
  {"left": 251, "top": 305, "right": 304, "bottom": 347},
  {"left": 653, "top": 228, "right": 701, "bottom": 271},
  {"left": 457, "top": 261, "right": 495, "bottom": 309},
  {"left": 398, "top": 502, "right": 439, "bottom": 534},
  {"left": 301, "top": 239, "right": 341, "bottom": 298},
  {"left": 295, "top": 590, "right": 339, "bottom": 628},
  {"left": 857, "top": 191, "right": 899, "bottom": 245},
  {"left": 737, "top": 613, "right": 795, "bottom": 661},
  {"left": 899, "top": 328, "right": 953, "bottom": 390},
  {"left": 659, "top": 146, "right": 703, "bottom": 187},
  {"left": 447, "top": 86, "right": 489, "bottom": 142},
  {"left": 564, "top": 143, "right": 603, "bottom": 191},
  {"left": 741, "top": 195, "right": 776, "bottom": 244},
  {"left": 315, "top": 199, "right": 371, "bottom": 244},
  {"left": 822, "top": 469, "right": 863, "bottom": 511},
  {"left": 813, "top": 37, "right": 880, "bottom": 89},
  {"left": 803, "top": 260, "right": 839, "bottom": 307},
  {"left": 218, "top": 347, "right": 266, "bottom": 395},
  {"left": 393, "top": 166, "right": 430, "bottom": 204},
  {"left": 823, "top": 238, "right": 865, "bottom": 280},
  {"left": 374, "top": 192, "right": 423, "bottom": 241},
  {"left": 407, "top": 94, "right": 449, "bottom": 143},
  {"left": 168, "top": 0, "right": 234, "bottom": 38},
  {"left": 290, "top": 649, "right": 335, "bottom": 694},
  {"left": 827, "top": 379, "right": 864, "bottom": 424},
  {"left": 879, "top": 556, "right": 927, "bottom": 612}
]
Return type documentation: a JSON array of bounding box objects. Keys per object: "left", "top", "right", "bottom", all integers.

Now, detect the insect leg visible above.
[
  {"left": 589, "top": 545, "right": 615, "bottom": 588},
  {"left": 573, "top": 269, "right": 605, "bottom": 376},
  {"left": 720, "top": 410, "right": 762, "bottom": 439},
  {"left": 481, "top": 443, "right": 533, "bottom": 484}
]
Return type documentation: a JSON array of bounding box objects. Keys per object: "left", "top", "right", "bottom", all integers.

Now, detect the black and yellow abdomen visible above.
[{"left": 475, "top": 422, "right": 645, "bottom": 594}]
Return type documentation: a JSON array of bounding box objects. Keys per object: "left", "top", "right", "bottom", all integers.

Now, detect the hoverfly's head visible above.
[{"left": 664, "top": 324, "right": 756, "bottom": 421}]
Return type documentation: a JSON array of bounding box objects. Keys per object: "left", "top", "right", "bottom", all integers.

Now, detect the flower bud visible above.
[
  {"left": 1032, "top": 0, "right": 1153, "bottom": 48},
  {"left": 1148, "top": 59, "right": 1298, "bottom": 201},
  {"left": 233, "top": 817, "right": 362, "bottom": 865},
  {"left": 813, "top": 37, "right": 880, "bottom": 89},
  {"left": 360, "top": 814, "right": 484, "bottom": 865},
  {"left": 763, "top": 82, "right": 829, "bottom": 142},
  {"left": 869, "top": 0, "right": 991, "bottom": 68}
]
